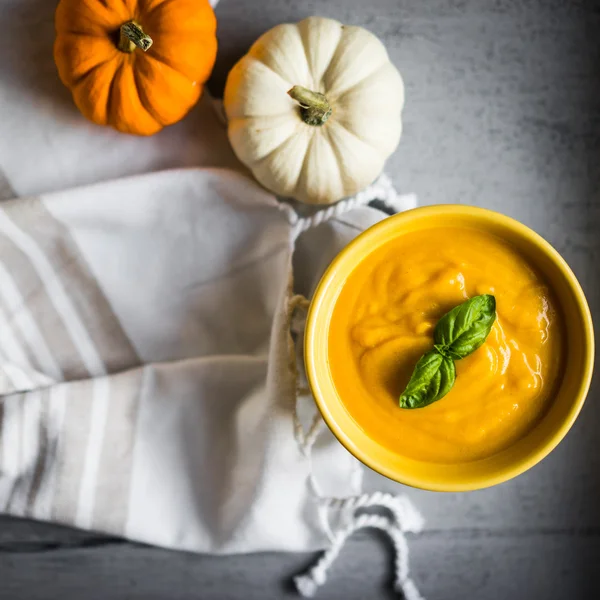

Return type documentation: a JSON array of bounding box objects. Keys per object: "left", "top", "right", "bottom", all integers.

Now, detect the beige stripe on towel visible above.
[
  {"left": 0, "top": 250, "right": 66, "bottom": 380},
  {"left": 50, "top": 380, "right": 94, "bottom": 524},
  {"left": 75, "top": 376, "right": 111, "bottom": 529},
  {"left": 0, "top": 393, "right": 22, "bottom": 512},
  {"left": 91, "top": 367, "right": 145, "bottom": 533},
  {"left": 25, "top": 387, "right": 51, "bottom": 515},
  {"left": 30, "top": 384, "right": 67, "bottom": 520},
  {"left": 0, "top": 301, "right": 44, "bottom": 378},
  {"left": 6, "top": 389, "right": 43, "bottom": 516},
  {"left": 48, "top": 370, "right": 144, "bottom": 535}
]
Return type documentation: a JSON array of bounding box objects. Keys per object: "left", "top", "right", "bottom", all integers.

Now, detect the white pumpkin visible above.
[{"left": 223, "top": 16, "right": 404, "bottom": 205}]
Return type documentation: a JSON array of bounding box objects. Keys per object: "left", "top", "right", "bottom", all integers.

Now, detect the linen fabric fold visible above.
[{"left": 0, "top": 167, "right": 410, "bottom": 554}]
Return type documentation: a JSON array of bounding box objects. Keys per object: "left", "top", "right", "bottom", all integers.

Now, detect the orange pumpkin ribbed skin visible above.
[{"left": 54, "top": 0, "right": 218, "bottom": 136}]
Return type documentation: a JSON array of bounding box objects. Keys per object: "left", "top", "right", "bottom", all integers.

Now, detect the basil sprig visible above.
[
  {"left": 399, "top": 295, "right": 496, "bottom": 409},
  {"left": 433, "top": 294, "right": 497, "bottom": 360},
  {"left": 398, "top": 351, "right": 456, "bottom": 409}
]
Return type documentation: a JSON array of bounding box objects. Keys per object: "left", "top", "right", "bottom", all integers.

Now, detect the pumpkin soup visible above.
[{"left": 328, "top": 226, "right": 564, "bottom": 463}]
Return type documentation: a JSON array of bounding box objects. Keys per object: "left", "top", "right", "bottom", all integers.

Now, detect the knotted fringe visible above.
[
  {"left": 287, "top": 177, "right": 424, "bottom": 599},
  {"left": 291, "top": 174, "right": 417, "bottom": 238},
  {"left": 294, "top": 506, "right": 424, "bottom": 600}
]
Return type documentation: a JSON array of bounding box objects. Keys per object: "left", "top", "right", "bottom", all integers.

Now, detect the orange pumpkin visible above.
[{"left": 54, "top": 0, "right": 218, "bottom": 136}]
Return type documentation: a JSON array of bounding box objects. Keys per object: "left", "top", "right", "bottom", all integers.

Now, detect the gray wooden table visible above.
[{"left": 2, "top": 0, "right": 599, "bottom": 598}]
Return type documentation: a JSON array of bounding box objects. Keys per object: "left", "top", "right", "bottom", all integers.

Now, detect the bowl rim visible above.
[{"left": 304, "top": 204, "right": 595, "bottom": 491}]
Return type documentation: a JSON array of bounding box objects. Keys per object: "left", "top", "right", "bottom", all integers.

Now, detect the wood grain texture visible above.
[
  {"left": 2, "top": 0, "right": 600, "bottom": 598},
  {"left": 1, "top": 532, "right": 599, "bottom": 599}
]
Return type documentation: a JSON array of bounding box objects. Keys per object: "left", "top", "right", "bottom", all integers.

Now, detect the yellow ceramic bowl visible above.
[{"left": 305, "top": 205, "right": 594, "bottom": 491}]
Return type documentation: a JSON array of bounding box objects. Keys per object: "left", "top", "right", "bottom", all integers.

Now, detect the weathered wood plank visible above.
[{"left": 1, "top": 533, "right": 599, "bottom": 599}]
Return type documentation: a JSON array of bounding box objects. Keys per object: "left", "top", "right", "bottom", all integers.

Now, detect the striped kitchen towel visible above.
[{"left": 0, "top": 167, "right": 424, "bottom": 598}]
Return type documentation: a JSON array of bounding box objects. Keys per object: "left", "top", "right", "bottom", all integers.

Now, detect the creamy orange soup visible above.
[{"left": 328, "top": 227, "right": 564, "bottom": 463}]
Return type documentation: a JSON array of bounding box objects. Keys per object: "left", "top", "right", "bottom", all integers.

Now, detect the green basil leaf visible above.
[
  {"left": 399, "top": 350, "right": 456, "bottom": 409},
  {"left": 433, "top": 294, "right": 496, "bottom": 360}
]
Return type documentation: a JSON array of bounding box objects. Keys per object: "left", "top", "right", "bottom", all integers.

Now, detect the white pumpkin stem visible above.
[
  {"left": 288, "top": 86, "right": 332, "bottom": 126},
  {"left": 118, "top": 21, "right": 153, "bottom": 53}
]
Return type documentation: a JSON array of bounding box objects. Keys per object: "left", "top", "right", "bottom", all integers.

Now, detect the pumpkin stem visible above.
[
  {"left": 118, "top": 21, "right": 153, "bottom": 53},
  {"left": 287, "top": 86, "right": 332, "bottom": 126}
]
